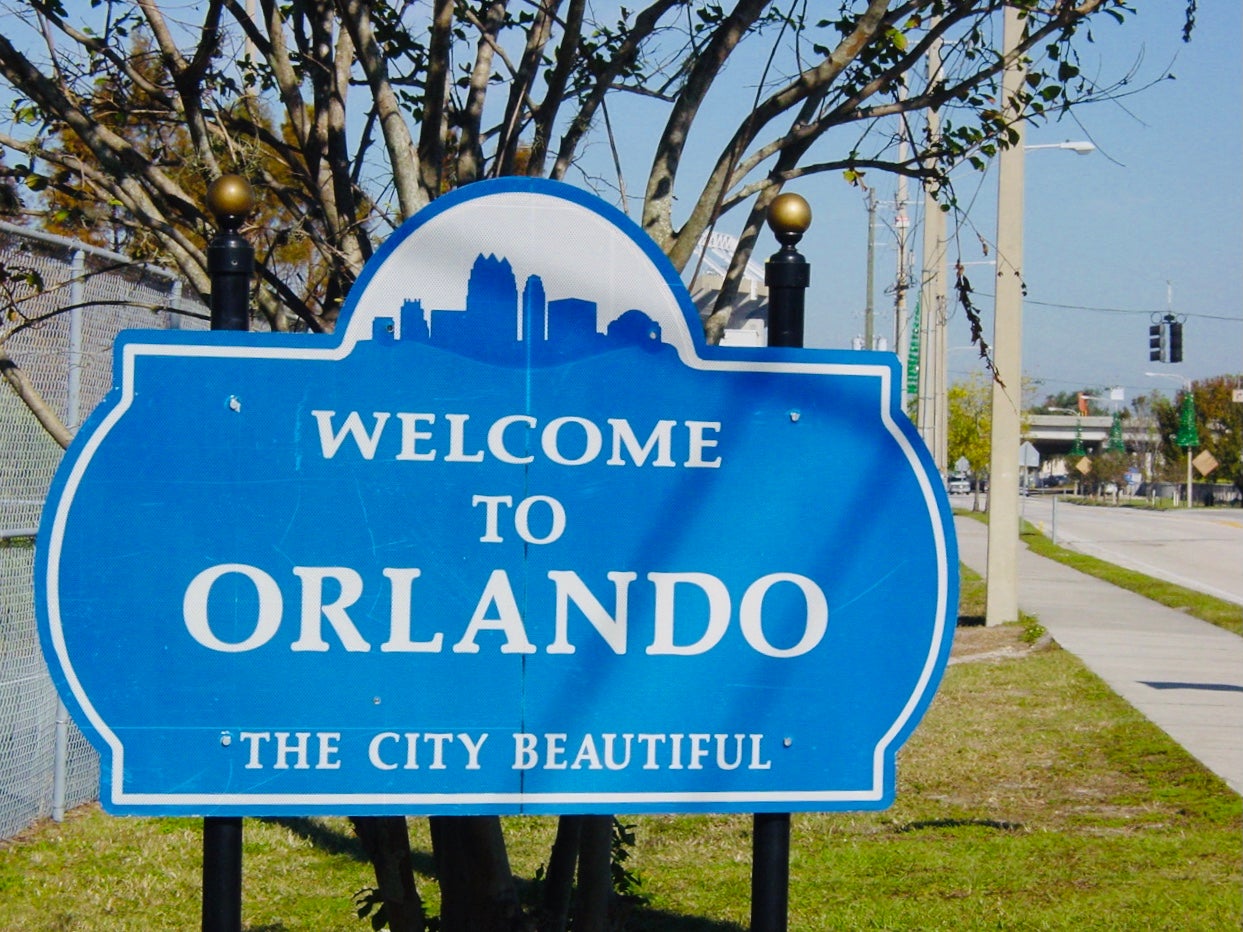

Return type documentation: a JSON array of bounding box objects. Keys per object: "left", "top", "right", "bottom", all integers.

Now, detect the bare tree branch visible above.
[
  {"left": 0, "top": 348, "right": 71, "bottom": 448},
  {"left": 526, "top": 0, "right": 584, "bottom": 176},
  {"left": 456, "top": 2, "right": 509, "bottom": 186},
  {"left": 549, "top": 0, "right": 683, "bottom": 182},
  {"left": 336, "top": 0, "right": 426, "bottom": 219}
]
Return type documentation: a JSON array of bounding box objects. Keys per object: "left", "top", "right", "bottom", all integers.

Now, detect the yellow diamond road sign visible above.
[{"left": 1193, "top": 450, "right": 1219, "bottom": 477}]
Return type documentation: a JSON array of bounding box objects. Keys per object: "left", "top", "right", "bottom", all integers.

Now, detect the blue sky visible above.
[{"left": 790, "top": 3, "right": 1243, "bottom": 404}]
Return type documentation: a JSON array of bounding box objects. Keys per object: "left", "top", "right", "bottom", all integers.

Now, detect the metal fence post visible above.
[
  {"left": 752, "top": 192, "right": 811, "bottom": 932},
  {"left": 201, "top": 174, "right": 255, "bottom": 932},
  {"left": 51, "top": 247, "right": 87, "bottom": 823}
]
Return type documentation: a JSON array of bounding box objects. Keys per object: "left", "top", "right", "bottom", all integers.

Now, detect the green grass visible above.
[
  {"left": 0, "top": 813, "right": 376, "bottom": 930},
  {"left": 956, "top": 561, "right": 986, "bottom": 625},
  {"left": 2, "top": 570, "right": 1239, "bottom": 930},
  {"left": 1061, "top": 494, "right": 1240, "bottom": 513}
]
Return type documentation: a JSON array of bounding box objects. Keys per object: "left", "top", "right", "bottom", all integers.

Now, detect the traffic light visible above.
[
  {"left": 1148, "top": 323, "right": 1165, "bottom": 362},
  {"left": 1168, "top": 320, "right": 1183, "bottom": 363}
]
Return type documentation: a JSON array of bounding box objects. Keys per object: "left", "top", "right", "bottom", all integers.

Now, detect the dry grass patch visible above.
[{"left": 948, "top": 620, "right": 1048, "bottom": 664}]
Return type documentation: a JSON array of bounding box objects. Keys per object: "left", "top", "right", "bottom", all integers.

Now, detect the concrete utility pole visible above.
[
  {"left": 893, "top": 105, "right": 911, "bottom": 394},
  {"left": 918, "top": 28, "right": 947, "bottom": 474},
  {"left": 985, "top": 5, "right": 1026, "bottom": 627},
  {"left": 864, "top": 188, "right": 877, "bottom": 349}
]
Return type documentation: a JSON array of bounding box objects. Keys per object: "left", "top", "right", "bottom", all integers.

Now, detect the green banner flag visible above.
[
  {"left": 906, "top": 294, "right": 921, "bottom": 396},
  {"left": 1107, "top": 411, "right": 1125, "bottom": 452},
  {"left": 1176, "top": 392, "right": 1199, "bottom": 448},
  {"left": 1070, "top": 418, "right": 1086, "bottom": 457}
]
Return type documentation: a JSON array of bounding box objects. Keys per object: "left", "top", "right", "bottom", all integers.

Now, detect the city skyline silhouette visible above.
[{"left": 370, "top": 252, "right": 666, "bottom": 366}]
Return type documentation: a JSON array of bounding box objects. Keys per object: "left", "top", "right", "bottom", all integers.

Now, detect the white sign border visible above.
[{"left": 38, "top": 179, "right": 954, "bottom": 813}]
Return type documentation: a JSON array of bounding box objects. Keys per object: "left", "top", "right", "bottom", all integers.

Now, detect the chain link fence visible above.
[{"left": 1, "top": 221, "right": 207, "bottom": 840}]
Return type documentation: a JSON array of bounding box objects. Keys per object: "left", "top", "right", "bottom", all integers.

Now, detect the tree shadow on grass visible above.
[
  {"left": 261, "top": 816, "right": 439, "bottom": 876},
  {"left": 508, "top": 877, "right": 748, "bottom": 932},
  {"left": 262, "top": 816, "right": 365, "bottom": 860},
  {"left": 246, "top": 902, "right": 744, "bottom": 932},
  {"left": 617, "top": 908, "right": 745, "bottom": 931},
  {"left": 260, "top": 818, "right": 747, "bottom": 931}
]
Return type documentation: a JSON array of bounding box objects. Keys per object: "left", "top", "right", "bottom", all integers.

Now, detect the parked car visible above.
[{"left": 947, "top": 475, "right": 971, "bottom": 495}]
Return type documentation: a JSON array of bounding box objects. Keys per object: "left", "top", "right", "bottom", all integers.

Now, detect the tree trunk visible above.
[
  {"left": 539, "top": 815, "right": 583, "bottom": 932},
  {"left": 350, "top": 816, "right": 425, "bottom": 932},
  {"left": 430, "top": 815, "right": 521, "bottom": 931},
  {"left": 573, "top": 816, "right": 613, "bottom": 932}
]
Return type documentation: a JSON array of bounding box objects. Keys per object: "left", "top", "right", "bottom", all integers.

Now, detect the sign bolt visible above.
[{"left": 219, "top": 732, "right": 232, "bottom": 747}]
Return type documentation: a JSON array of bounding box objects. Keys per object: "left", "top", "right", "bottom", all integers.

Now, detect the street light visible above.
[
  {"left": 984, "top": 6, "right": 1094, "bottom": 626},
  {"left": 1145, "top": 371, "right": 1197, "bottom": 507},
  {"left": 1026, "top": 140, "right": 1096, "bottom": 155}
]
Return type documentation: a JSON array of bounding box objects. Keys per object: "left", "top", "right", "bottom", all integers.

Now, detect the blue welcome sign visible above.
[{"left": 36, "top": 179, "right": 956, "bottom": 815}]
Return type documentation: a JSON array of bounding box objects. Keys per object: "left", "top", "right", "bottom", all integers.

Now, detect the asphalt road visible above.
[{"left": 955, "top": 495, "right": 1243, "bottom": 607}]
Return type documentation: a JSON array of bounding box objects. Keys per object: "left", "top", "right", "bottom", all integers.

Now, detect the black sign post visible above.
[
  {"left": 201, "top": 173, "right": 255, "bottom": 932},
  {"left": 751, "top": 192, "right": 811, "bottom": 932}
]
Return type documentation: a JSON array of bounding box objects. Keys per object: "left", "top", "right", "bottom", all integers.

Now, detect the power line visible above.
[{"left": 966, "top": 291, "right": 1241, "bottom": 322}]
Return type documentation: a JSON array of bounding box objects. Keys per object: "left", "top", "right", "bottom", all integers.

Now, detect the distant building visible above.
[
  {"left": 688, "top": 231, "right": 768, "bottom": 345},
  {"left": 690, "top": 271, "right": 767, "bottom": 343}
]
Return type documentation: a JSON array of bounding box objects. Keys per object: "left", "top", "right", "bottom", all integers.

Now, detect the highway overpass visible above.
[{"left": 1023, "top": 414, "right": 1156, "bottom": 462}]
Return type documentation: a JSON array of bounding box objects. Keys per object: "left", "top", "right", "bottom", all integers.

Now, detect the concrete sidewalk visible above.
[{"left": 954, "top": 516, "right": 1243, "bottom": 795}]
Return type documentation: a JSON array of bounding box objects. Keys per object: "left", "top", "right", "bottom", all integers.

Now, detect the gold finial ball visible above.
[
  {"left": 205, "top": 174, "right": 255, "bottom": 227},
  {"left": 766, "top": 193, "right": 812, "bottom": 238}
]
